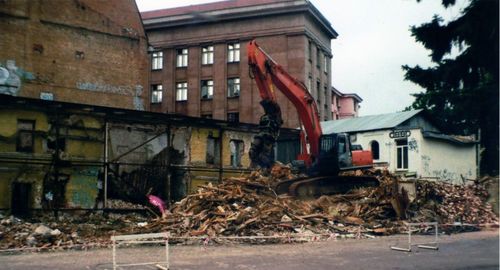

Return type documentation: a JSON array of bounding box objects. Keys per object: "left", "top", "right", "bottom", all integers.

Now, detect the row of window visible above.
[
  {"left": 307, "top": 40, "right": 329, "bottom": 74},
  {"left": 151, "top": 43, "right": 240, "bottom": 70},
  {"left": 151, "top": 78, "right": 240, "bottom": 103}
]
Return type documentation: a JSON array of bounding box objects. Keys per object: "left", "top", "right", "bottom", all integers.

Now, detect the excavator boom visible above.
[{"left": 247, "top": 40, "right": 376, "bottom": 197}]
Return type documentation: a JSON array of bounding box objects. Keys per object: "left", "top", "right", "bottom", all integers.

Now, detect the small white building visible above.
[{"left": 321, "top": 110, "right": 478, "bottom": 184}]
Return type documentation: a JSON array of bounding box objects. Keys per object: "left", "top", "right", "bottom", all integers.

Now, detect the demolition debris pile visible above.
[
  {"left": 0, "top": 165, "right": 497, "bottom": 250},
  {"left": 139, "top": 165, "right": 498, "bottom": 238}
]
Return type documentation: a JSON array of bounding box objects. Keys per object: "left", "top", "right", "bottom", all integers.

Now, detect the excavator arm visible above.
[{"left": 247, "top": 40, "right": 323, "bottom": 167}]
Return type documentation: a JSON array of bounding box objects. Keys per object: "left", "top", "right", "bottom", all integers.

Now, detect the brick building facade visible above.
[
  {"left": 0, "top": 0, "right": 149, "bottom": 110},
  {"left": 142, "top": 0, "right": 338, "bottom": 128}
]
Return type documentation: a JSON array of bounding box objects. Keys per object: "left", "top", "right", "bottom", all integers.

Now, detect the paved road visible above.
[{"left": 1, "top": 230, "right": 498, "bottom": 270}]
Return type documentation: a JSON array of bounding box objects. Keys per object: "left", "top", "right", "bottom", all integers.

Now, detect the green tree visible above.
[{"left": 403, "top": 0, "right": 499, "bottom": 175}]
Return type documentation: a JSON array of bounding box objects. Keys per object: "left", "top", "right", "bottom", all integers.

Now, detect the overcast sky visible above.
[{"left": 136, "top": 0, "right": 468, "bottom": 116}]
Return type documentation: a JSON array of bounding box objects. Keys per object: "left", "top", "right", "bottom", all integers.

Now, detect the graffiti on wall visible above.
[
  {"left": 408, "top": 138, "right": 419, "bottom": 153},
  {"left": 76, "top": 82, "right": 145, "bottom": 110},
  {"left": 0, "top": 60, "right": 35, "bottom": 96}
]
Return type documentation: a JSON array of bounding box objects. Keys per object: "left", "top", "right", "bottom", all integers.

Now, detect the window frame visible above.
[
  {"left": 176, "top": 48, "right": 188, "bottom": 68},
  {"left": 227, "top": 77, "right": 240, "bottom": 98},
  {"left": 227, "top": 112, "right": 239, "bottom": 123},
  {"left": 151, "top": 51, "right": 163, "bottom": 70},
  {"left": 201, "top": 45, "right": 214, "bottom": 65},
  {"left": 227, "top": 43, "right": 240, "bottom": 63},
  {"left": 396, "top": 139, "right": 409, "bottom": 170},
  {"left": 175, "top": 82, "right": 188, "bottom": 101},
  {"left": 16, "top": 119, "right": 35, "bottom": 153},
  {"left": 324, "top": 55, "right": 329, "bottom": 74},
  {"left": 150, "top": 84, "right": 163, "bottom": 104},
  {"left": 201, "top": 79, "right": 214, "bottom": 100},
  {"left": 316, "top": 47, "right": 321, "bottom": 69},
  {"left": 229, "top": 139, "right": 244, "bottom": 167}
]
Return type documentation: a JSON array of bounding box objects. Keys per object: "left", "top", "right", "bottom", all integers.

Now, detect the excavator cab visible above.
[{"left": 311, "top": 133, "right": 352, "bottom": 176}]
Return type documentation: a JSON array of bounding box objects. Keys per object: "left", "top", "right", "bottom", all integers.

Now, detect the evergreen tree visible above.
[{"left": 403, "top": 0, "right": 499, "bottom": 174}]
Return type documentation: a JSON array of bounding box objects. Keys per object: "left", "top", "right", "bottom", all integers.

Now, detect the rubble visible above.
[{"left": 0, "top": 165, "right": 497, "bottom": 251}]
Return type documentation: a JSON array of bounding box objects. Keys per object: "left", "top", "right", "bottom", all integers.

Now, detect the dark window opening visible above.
[
  {"left": 230, "top": 140, "right": 244, "bottom": 167},
  {"left": 16, "top": 120, "right": 35, "bottom": 153},
  {"left": 370, "top": 140, "right": 380, "bottom": 160},
  {"left": 206, "top": 135, "right": 220, "bottom": 165},
  {"left": 227, "top": 112, "right": 239, "bottom": 123}
]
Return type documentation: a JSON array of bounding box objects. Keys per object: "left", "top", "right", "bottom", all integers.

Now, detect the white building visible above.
[{"left": 321, "top": 110, "right": 478, "bottom": 184}]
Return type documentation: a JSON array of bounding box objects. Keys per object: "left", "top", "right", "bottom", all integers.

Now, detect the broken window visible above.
[
  {"left": 227, "top": 77, "right": 240, "bottom": 97},
  {"left": 176, "top": 82, "right": 188, "bottom": 101},
  {"left": 202, "top": 45, "right": 214, "bottom": 65},
  {"left": 151, "top": 84, "right": 163, "bottom": 103},
  {"left": 227, "top": 43, "right": 240, "bottom": 63},
  {"left": 152, "top": 51, "right": 163, "bottom": 70},
  {"left": 396, "top": 139, "right": 408, "bottom": 170},
  {"left": 16, "top": 120, "right": 35, "bottom": 153},
  {"left": 230, "top": 140, "right": 244, "bottom": 167},
  {"left": 370, "top": 140, "right": 380, "bottom": 160},
  {"left": 176, "top": 48, "right": 188, "bottom": 67},
  {"left": 201, "top": 80, "right": 214, "bottom": 99},
  {"left": 206, "top": 135, "right": 220, "bottom": 165}
]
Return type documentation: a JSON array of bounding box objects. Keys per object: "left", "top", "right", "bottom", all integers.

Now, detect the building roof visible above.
[
  {"left": 141, "top": 0, "right": 338, "bottom": 38},
  {"left": 141, "top": 0, "right": 284, "bottom": 19},
  {"left": 331, "top": 87, "right": 363, "bottom": 102},
  {"left": 321, "top": 110, "right": 423, "bottom": 134}
]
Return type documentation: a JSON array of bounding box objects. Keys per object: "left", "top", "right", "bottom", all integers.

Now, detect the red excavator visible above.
[{"left": 247, "top": 40, "right": 378, "bottom": 197}]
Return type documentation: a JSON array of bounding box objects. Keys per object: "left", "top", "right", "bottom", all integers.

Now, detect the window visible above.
[
  {"left": 176, "top": 48, "right": 188, "bottom": 67},
  {"left": 16, "top": 120, "right": 35, "bottom": 153},
  {"left": 308, "top": 41, "right": 312, "bottom": 61},
  {"left": 316, "top": 80, "right": 321, "bottom": 104},
  {"left": 201, "top": 80, "right": 214, "bottom": 99},
  {"left": 201, "top": 114, "right": 212, "bottom": 119},
  {"left": 202, "top": 45, "right": 214, "bottom": 65},
  {"left": 176, "top": 82, "right": 188, "bottom": 101},
  {"left": 316, "top": 47, "right": 321, "bottom": 68},
  {"left": 370, "top": 140, "right": 380, "bottom": 160},
  {"left": 151, "top": 51, "right": 163, "bottom": 70},
  {"left": 227, "top": 112, "right": 239, "bottom": 123},
  {"left": 396, "top": 139, "right": 408, "bottom": 170},
  {"left": 206, "top": 135, "right": 220, "bottom": 165},
  {"left": 230, "top": 140, "right": 244, "bottom": 167},
  {"left": 227, "top": 43, "right": 240, "bottom": 63},
  {"left": 151, "top": 84, "right": 162, "bottom": 103},
  {"left": 324, "top": 55, "right": 329, "bottom": 73},
  {"left": 227, "top": 78, "right": 240, "bottom": 97},
  {"left": 338, "top": 135, "right": 347, "bottom": 154}
]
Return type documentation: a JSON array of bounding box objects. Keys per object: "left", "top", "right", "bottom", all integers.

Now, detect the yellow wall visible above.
[{"left": 0, "top": 110, "right": 49, "bottom": 153}]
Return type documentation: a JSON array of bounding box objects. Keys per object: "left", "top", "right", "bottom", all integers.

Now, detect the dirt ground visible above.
[{"left": 0, "top": 230, "right": 498, "bottom": 270}]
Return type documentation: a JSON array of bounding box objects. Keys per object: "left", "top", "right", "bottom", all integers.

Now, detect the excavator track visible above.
[{"left": 274, "top": 175, "right": 379, "bottom": 198}]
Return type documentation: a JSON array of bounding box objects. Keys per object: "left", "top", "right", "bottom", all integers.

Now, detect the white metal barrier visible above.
[
  {"left": 391, "top": 222, "right": 439, "bottom": 252},
  {"left": 111, "top": 232, "right": 169, "bottom": 270}
]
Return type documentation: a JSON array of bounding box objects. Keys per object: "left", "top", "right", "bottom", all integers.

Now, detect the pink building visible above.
[{"left": 331, "top": 87, "right": 362, "bottom": 120}]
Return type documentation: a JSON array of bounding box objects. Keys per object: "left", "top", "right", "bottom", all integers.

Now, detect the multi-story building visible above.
[
  {"left": 331, "top": 86, "right": 362, "bottom": 120},
  {"left": 0, "top": 0, "right": 149, "bottom": 110},
  {"left": 141, "top": 0, "right": 338, "bottom": 128}
]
